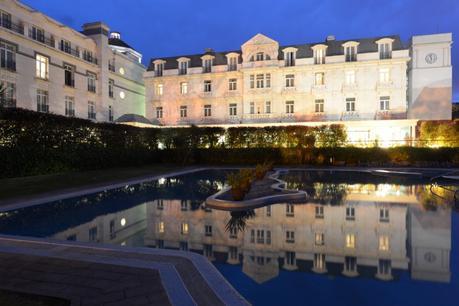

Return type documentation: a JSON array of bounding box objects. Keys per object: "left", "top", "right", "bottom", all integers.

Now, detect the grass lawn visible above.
[{"left": 0, "top": 164, "right": 184, "bottom": 203}]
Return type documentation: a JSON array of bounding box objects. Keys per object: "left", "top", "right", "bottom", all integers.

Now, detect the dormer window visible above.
[
  {"left": 285, "top": 51, "right": 296, "bottom": 67},
  {"left": 228, "top": 56, "right": 238, "bottom": 71},
  {"left": 203, "top": 58, "right": 212, "bottom": 73},
  {"left": 256, "top": 52, "right": 264, "bottom": 61},
  {"left": 312, "top": 45, "right": 327, "bottom": 65},
  {"left": 178, "top": 60, "right": 188, "bottom": 75},
  {"left": 376, "top": 38, "right": 394, "bottom": 60},
  {"left": 345, "top": 46, "right": 357, "bottom": 62},
  {"left": 154, "top": 61, "right": 165, "bottom": 77}
]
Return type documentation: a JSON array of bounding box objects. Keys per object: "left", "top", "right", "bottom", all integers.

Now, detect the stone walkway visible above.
[{"left": 0, "top": 236, "right": 248, "bottom": 306}]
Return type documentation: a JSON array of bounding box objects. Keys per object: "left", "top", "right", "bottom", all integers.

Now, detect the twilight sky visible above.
[{"left": 23, "top": 0, "right": 458, "bottom": 101}]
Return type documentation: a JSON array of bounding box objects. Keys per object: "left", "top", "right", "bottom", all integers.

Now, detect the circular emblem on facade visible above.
[
  {"left": 425, "top": 53, "right": 437, "bottom": 64},
  {"left": 119, "top": 91, "right": 125, "bottom": 99},
  {"left": 119, "top": 67, "right": 125, "bottom": 75},
  {"left": 424, "top": 252, "right": 436, "bottom": 263}
]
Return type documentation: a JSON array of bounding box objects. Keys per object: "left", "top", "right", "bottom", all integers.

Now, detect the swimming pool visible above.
[{"left": 0, "top": 169, "right": 457, "bottom": 306}]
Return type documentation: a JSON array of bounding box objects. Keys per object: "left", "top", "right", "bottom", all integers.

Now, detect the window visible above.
[
  {"left": 286, "top": 252, "right": 296, "bottom": 266},
  {"left": 64, "top": 64, "right": 75, "bottom": 87},
  {"left": 379, "top": 235, "right": 390, "bottom": 251},
  {"left": 179, "top": 61, "right": 188, "bottom": 75},
  {"left": 228, "top": 56, "right": 238, "bottom": 71},
  {"left": 204, "top": 80, "right": 212, "bottom": 92},
  {"left": 286, "top": 204, "right": 294, "bottom": 217},
  {"left": 0, "top": 11, "right": 12, "bottom": 29},
  {"left": 285, "top": 101, "right": 294, "bottom": 114},
  {"left": 255, "top": 52, "right": 264, "bottom": 61},
  {"left": 345, "top": 98, "right": 356, "bottom": 112},
  {"left": 0, "top": 81, "right": 16, "bottom": 107},
  {"left": 155, "top": 62, "right": 164, "bottom": 77},
  {"left": 155, "top": 84, "right": 163, "bottom": 96},
  {"left": 285, "top": 51, "right": 295, "bottom": 66},
  {"left": 156, "top": 239, "right": 165, "bottom": 248},
  {"left": 345, "top": 70, "right": 355, "bottom": 85},
  {"left": 67, "top": 234, "right": 77, "bottom": 241},
  {"left": 315, "top": 206, "right": 324, "bottom": 218},
  {"left": 65, "top": 96, "right": 75, "bottom": 117},
  {"left": 181, "top": 222, "right": 189, "bottom": 235},
  {"left": 83, "top": 50, "right": 94, "bottom": 63},
  {"left": 345, "top": 257, "right": 357, "bottom": 273},
  {"left": 285, "top": 74, "right": 295, "bottom": 87},
  {"left": 256, "top": 74, "right": 264, "bottom": 88},
  {"left": 30, "top": 26, "right": 45, "bottom": 43},
  {"left": 204, "top": 104, "right": 212, "bottom": 117},
  {"left": 158, "top": 221, "right": 165, "bottom": 233},
  {"left": 345, "top": 45, "right": 357, "bottom": 62},
  {"left": 204, "top": 244, "right": 213, "bottom": 257},
  {"left": 379, "top": 68, "right": 390, "bottom": 83},
  {"left": 180, "top": 106, "right": 187, "bottom": 118},
  {"left": 380, "top": 207, "right": 390, "bottom": 222},
  {"left": 250, "top": 230, "right": 255, "bottom": 243},
  {"left": 252, "top": 74, "right": 270, "bottom": 89},
  {"left": 315, "top": 72, "right": 325, "bottom": 86},
  {"left": 180, "top": 241, "right": 188, "bottom": 251},
  {"left": 286, "top": 231, "right": 295, "bottom": 243},
  {"left": 314, "top": 48, "right": 326, "bottom": 64},
  {"left": 380, "top": 96, "right": 390, "bottom": 111},
  {"left": 229, "top": 247, "right": 238, "bottom": 260},
  {"left": 379, "top": 43, "right": 392, "bottom": 59},
  {"left": 315, "top": 99, "right": 324, "bottom": 113},
  {"left": 266, "top": 73, "right": 271, "bottom": 88},
  {"left": 109, "top": 79, "right": 114, "bottom": 98},
  {"left": 346, "top": 234, "right": 356, "bottom": 248},
  {"left": 265, "top": 101, "right": 271, "bottom": 114},
  {"left": 266, "top": 205, "right": 271, "bottom": 217},
  {"left": 180, "top": 82, "right": 188, "bottom": 94},
  {"left": 346, "top": 206, "right": 355, "bottom": 220},
  {"left": 156, "top": 107, "right": 163, "bottom": 119},
  {"left": 36, "top": 89, "right": 49, "bottom": 113},
  {"left": 256, "top": 230, "right": 265, "bottom": 244},
  {"left": 107, "top": 105, "right": 113, "bottom": 122},
  {"left": 203, "top": 59, "right": 212, "bottom": 73},
  {"left": 249, "top": 102, "right": 255, "bottom": 114},
  {"left": 314, "top": 254, "right": 325, "bottom": 270},
  {"left": 378, "top": 260, "right": 391, "bottom": 276},
  {"left": 88, "top": 101, "right": 96, "bottom": 120},
  {"left": 87, "top": 72, "right": 96, "bottom": 92},
  {"left": 266, "top": 230, "right": 271, "bottom": 244},
  {"left": 250, "top": 75, "right": 255, "bottom": 89},
  {"left": 0, "top": 41, "right": 16, "bottom": 71},
  {"left": 60, "top": 39, "right": 71, "bottom": 54},
  {"left": 205, "top": 225, "right": 212, "bottom": 236},
  {"left": 157, "top": 199, "right": 164, "bottom": 210},
  {"left": 35, "top": 54, "right": 49, "bottom": 80},
  {"left": 229, "top": 103, "right": 237, "bottom": 116},
  {"left": 89, "top": 226, "right": 98, "bottom": 242},
  {"left": 315, "top": 233, "right": 324, "bottom": 245},
  {"left": 108, "top": 59, "right": 115, "bottom": 72},
  {"left": 228, "top": 78, "right": 237, "bottom": 91}
]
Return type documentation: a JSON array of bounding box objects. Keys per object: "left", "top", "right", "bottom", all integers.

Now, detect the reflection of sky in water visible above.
[{"left": 0, "top": 169, "right": 457, "bottom": 306}]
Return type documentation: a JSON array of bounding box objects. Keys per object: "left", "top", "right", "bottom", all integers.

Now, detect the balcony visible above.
[
  {"left": 242, "top": 60, "right": 278, "bottom": 69},
  {"left": 1, "top": 59, "right": 16, "bottom": 72},
  {"left": 342, "top": 83, "right": 358, "bottom": 92},
  {"left": 83, "top": 54, "right": 98, "bottom": 65},
  {"left": 28, "top": 29, "right": 55, "bottom": 48},
  {"left": 341, "top": 111, "right": 360, "bottom": 121},
  {"left": 0, "top": 98, "right": 16, "bottom": 108},
  {"left": 60, "top": 44, "right": 80, "bottom": 58},
  {"left": 1, "top": 20, "right": 24, "bottom": 35}
]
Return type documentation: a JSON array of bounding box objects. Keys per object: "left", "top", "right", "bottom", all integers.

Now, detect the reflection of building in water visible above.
[
  {"left": 52, "top": 204, "right": 147, "bottom": 247},
  {"left": 143, "top": 184, "right": 451, "bottom": 284}
]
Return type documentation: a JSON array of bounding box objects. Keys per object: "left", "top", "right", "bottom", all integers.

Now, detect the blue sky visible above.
[{"left": 23, "top": 0, "right": 458, "bottom": 101}]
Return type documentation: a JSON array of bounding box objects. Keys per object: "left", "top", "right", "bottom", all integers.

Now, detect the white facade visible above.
[{"left": 0, "top": 0, "right": 145, "bottom": 122}]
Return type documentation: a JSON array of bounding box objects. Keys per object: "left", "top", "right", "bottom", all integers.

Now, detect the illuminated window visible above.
[
  {"left": 380, "top": 207, "right": 390, "bottom": 222},
  {"left": 35, "top": 53, "right": 49, "bottom": 79},
  {"left": 158, "top": 221, "right": 164, "bottom": 233},
  {"left": 315, "top": 233, "right": 324, "bottom": 245},
  {"left": 314, "top": 253, "right": 325, "bottom": 269},
  {"left": 204, "top": 80, "right": 212, "bottom": 92},
  {"left": 180, "top": 82, "right": 188, "bottom": 94},
  {"left": 314, "top": 48, "right": 326, "bottom": 64},
  {"left": 315, "top": 72, "right": 325, "bottom": 85},
  {"left": 181, "top": 222, "right": 189, "bottom": 235},
  {"left": 345, "top": 45, "right": 357, "bottom": 62},
  {"left": 379, "top": 235, "right": 390, "bottom": 251},
  {"left": 180, "top": 106, "right": 187, "bottom": 118},
  {"left": 286, "top": 230, "right": 295, "bottom": 243},
  {"left": 64, "top": 96, "right": 75, "bottom": 117},
  {"left": 285, "top": 74, "right": 295, "bottom": 87},
  {"left": 204, "top": 104, "right": 212, "bottom": 117},
  {"left": 345, "top": 70, "right": 355, "bottom": 85},
  {"left": 205, "top": 225, "right": 212, "bottom": 236},
  {"left": 345, "top": 98, "right": 356, "bottom": 112},
  {"left": 315, "top": 99, "right": 324, "bottom": 113},
  {"left": 229, "top": 103, "right": 237, "bottom": 116},
  {"left": 155, "top": 84, "right": 163, "bottom": 96},
  {"left": 156, "top": 107, "right": 163, "bottom": 119},
  {"left": 379, "top": 68, "right": 390, "bottom": 83},
  {"left": 265, "top": 101, "right": 271, "bottom": 114},
  {"left": 346, "top": 234, "right": 356, "bottom": 248},
  {"left": 380, "top": 96, "right": 390, "bottom": 111},
  {"left": 285, "top": 101, "right": 294, "bottom": 114},
  {"left": 228, "top": 78, "right": 237, "bottom": 91}
]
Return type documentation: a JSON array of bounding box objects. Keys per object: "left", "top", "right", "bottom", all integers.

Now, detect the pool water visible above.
[{"left": 0, "top": 169, "right": 457, "bottom": 306}]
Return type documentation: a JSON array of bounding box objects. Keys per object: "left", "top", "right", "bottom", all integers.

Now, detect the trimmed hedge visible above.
[{"left": 1, "top": 108, "right": 459, "bottom": 178}]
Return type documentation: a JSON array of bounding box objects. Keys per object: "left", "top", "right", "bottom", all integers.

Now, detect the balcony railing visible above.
[
  {"left": 28, "top": 29, "right": 55, "bottom": 48},
  {"left": 1, "top": 20, "right": 24, "bottom": 35},
  {"left": 1, "top": 59, "right": 16, "bottom": 72},
  {"left": 0, "top": 98, "right": 16, "bottom": 108},
  {"left": 83, "top": 55, "right": 98, "bottom": 65},
  {"left": 60, "top": 44, "right": 80, "bottom": 57}
]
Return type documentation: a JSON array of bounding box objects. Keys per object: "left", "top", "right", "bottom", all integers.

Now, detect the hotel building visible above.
[
  {"left": 145, "top": 33, "right": 452, "bottom": 145},
  {"left": 0, "top": 0, "right": 145, "bottom": 122}
]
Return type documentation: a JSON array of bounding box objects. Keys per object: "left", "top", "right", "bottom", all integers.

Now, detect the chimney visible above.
[
  {"left": 110, "top": 32, "right": 121, "bottom": 39},
  {"left": 326, "top": 35, "right": 336, "bottom": 42}
]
